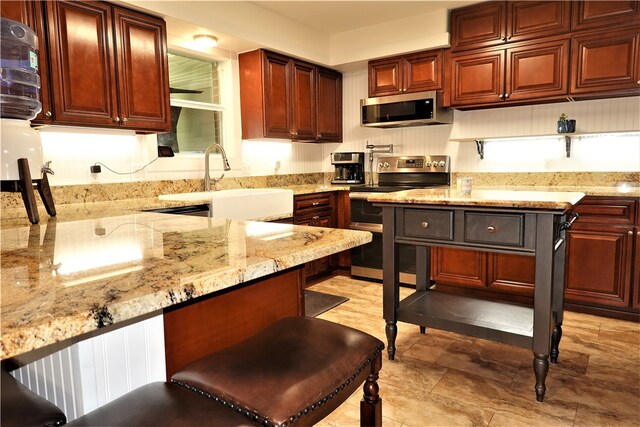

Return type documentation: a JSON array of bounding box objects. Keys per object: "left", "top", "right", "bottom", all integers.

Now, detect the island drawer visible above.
[
  {"left": 464, "top": 212, "right": 524, "bottom": 247},
  {"left": 401, "top": 209, "right": 454, "bottom": 241}
]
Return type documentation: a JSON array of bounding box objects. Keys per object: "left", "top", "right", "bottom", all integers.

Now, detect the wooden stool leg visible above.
[{"left": 360, "top": 352, "right": 382, "bottom": 427}]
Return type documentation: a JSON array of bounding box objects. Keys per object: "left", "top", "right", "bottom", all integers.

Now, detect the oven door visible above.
[{"left": 350, "top": 194, "right": 419, "bottom": 286}]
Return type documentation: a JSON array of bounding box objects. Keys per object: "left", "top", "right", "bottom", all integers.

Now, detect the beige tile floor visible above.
[{"left": 311, "top": 275, "right": 640, "bottom": 427}]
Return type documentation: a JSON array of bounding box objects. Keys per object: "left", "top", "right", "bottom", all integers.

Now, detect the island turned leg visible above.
[
  {"left": 550, "top": 323, "right": 562, "bottom": 364},
  {"left": 419, "top": 326, "right": 426, "bottom": 334},
  {"left": 533, "top": 353, "right": 549, "bottom": 402},
  {"left": 385, "top": 320, "right": 397, "bottom": 360}
]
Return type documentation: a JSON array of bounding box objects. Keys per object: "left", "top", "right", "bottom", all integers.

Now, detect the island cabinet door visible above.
[
  {"left": 564, "top": 224, "right": 634, "bottom": 308},
  {"left": 486, "top": 253, "right": 535, "bottom": 296},
  {"left": 46, "top": 1, "right": 119, "bottom": 126}
]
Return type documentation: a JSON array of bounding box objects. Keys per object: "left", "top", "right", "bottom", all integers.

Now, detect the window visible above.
[{"left": 157, "top": 53, "right": 225, "bottom": 153}]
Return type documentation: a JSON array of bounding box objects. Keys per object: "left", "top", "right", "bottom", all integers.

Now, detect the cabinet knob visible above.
[
  {"left": 637, "top": 80, "right": 640, "bottom": 85},
  {"left": 487, "top": 226, "right": 496, "bottom": 233},
  {"left": 45, "top": 111, "right": 52, "bottom": 118},
  {"left": 114, "top": 116, "right": 120, "bottom": 123},
  {"left": 312, "top": 202, "right": 319, "bottom": 206},
  {"left": 629, "top": 230, "right": 634, "bottom": 235},
  {"left": 122, "top": 117, "right": 128, "bottom": 123},
  {"left": 504, "top": 93, "right": 509, "bottom": 98},
  {"left": 498, "top": 94, "right": 503, "bottom": 99},
  {"left": 421, "top": 221, "right": 429, "bottom": 228}
]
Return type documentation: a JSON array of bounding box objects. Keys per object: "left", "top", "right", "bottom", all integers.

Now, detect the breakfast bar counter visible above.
[
  {"left": 368, "top": 188, "right": 585, "bottom": 402},
  {"left": 1, "top": 212, "right": 371, "bottom": 365}
]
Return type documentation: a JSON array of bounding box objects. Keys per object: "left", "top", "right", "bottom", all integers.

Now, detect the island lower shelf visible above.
[{"left": 397, "top": 290, "right": 534, "bottom": 349}]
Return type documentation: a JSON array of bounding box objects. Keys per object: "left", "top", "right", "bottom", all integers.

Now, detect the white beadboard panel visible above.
[{"left": 11, "top": 315, "right": 165, "bottom": 422}]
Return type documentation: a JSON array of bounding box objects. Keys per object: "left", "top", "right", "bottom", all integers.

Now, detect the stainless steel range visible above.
[{"left": 349, "top": 155, "right": 450, "bottom": 285}]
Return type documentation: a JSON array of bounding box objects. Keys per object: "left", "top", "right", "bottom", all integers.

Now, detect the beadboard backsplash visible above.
[{"left": 34, "top": 65, "right": 638, "bottom": 187}]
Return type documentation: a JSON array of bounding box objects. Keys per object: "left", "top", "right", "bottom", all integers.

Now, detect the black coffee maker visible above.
[{"left": 331, "top": 152, "right": 364, "bottom": 184}]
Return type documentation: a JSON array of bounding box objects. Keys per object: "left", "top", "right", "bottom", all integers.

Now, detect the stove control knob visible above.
[
  {"left": 426, "top": 161, "right": 432, "bottom": 167},
  {"left": 438, "top": 161, "right": 446, "bottom": 168},
  {"left": 378, "top": 162, "right": 385, "bottom": 168},
  {"left": 384, "top": 162, "right": 390, "bottom": 168}
]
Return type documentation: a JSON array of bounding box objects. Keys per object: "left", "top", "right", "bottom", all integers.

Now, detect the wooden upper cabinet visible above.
[
  {"left": 451, "top": 1, "right": 506, "bottom": 52},
  {"left": 451, "top": 1, "right": 571, "bottom": 52},
  {"left": 508, "top": 1, "right": 571, "bottom": 43},
  {"left": 506, "top": 38, "right": 570, "bottom": 102},
  {"left": 46, "top": 1, "right": 118, "bottom": 126},
  {"left": 316, "top": 67, "right": 342, "bottom": 142},
  {"left": 239, "top": 49, "right": 342, "bottom": 142},
  {"left": 1, "top": 1, "right": 53, "bottom": 123},
  {"left": 450, "top": 49, "right": 505, "bottom": 106},
  {"left": 113, "top": 7, "right": 170, "bottom": 131},
  {"left": 570, "top": 28, "right": 640, "bottom": 97},
  {"left": 290, "top": 59, "right": 316, "bottom": 141},
  {"left": 451, "top": 36, "right": 570, "bottom": 108},
  {"left": 572, "top": 1, "right": 640, "bottom": 32},
  {"left": 44, "top": 1, "right": 170, "bottom": 131},
  {"left": 368, "top": 50, "right": 443, "bottom": 97}
]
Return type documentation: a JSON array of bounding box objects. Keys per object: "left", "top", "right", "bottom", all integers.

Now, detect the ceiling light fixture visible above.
[{"left": 193, "top": 34, "right": 218, "bottom": 48}]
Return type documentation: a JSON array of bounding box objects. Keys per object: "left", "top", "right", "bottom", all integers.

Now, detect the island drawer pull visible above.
[
  {"left": 421, "top": 221, "right": 429, "bottom": 228},
  {"left": 487, "top": 226, "right": 496, "bottom": 233}
]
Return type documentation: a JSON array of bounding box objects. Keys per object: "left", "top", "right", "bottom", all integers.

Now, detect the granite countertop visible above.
[
  {"left": 0, "top": 212, "right": 371, "bottom": 360},
  {"left": 368, "top": 187, "right": 586, "bottom": 210}
]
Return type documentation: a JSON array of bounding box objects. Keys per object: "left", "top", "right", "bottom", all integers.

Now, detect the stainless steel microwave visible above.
[{"left": 360, "top": 90, "right": 453, "bottom": 128}]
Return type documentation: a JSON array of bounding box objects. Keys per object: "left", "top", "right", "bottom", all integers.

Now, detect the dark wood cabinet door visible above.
[
  {"left": 262, "top": 51, "right": 292, "bottom": 139},
  {"left": 507, "top": 1, "right": 571, "bottom": 43},
  {"left": 290, "top": 60, "right": 316, "bottom": 141},
  {"left": 570, "top": 29, "right": 640, "bottom": 97},
  {"left": 486, "top": 253, "right": 535, "bottom": 296},
  {"left": 46, "top": 1, "right": 118, "bottom": 126},
  {"left": 368, "top": 57, "right": 402, "bottom": 97},
  {"left": 451, "top": 1, "right": 507, "bottom": 52},
  {"left": 1, "top": 1, "right": 53, "bottom": 123},
  {"left": 113, "top": 7, "right": 170, "bottom": 132},
  {"left": 506, "top": 37, "right": 570, "bottom": 102},
  {"left": 450, "top": 49, "right": 505, "bottom": 107},
  {"left": 634, "top": 227, "right": 640, "bottom": 309},
  {"left": 565, "top": 224, "right": 634, "bottom": 308},
  {"left": 403, "top": 50, "right": 443, "bottom": 93},
  {"left": 316, "top": 67, "right": 342, "bottom": 142},
  {"left": 431, "top": 247, "right": 486, "bottom": 289},
  {"left": 572, "top": 1, "right": 640, "bottom": 32}
]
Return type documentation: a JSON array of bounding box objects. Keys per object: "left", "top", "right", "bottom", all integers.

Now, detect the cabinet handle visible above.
[
  {"left": 45, "top": 111, "right": 52, "bottom": 118},
  {"left": 421, "top": 221, "right": 429, "bottom": 228},
  {"left": 487, "top": 226, "right": 496, "bottom": 233},
  {"left": 122, "top": 117, "right": 128, "bottom": 123},
  {"left": 114, "top": 116, "right": 120, "bottom": 123}
]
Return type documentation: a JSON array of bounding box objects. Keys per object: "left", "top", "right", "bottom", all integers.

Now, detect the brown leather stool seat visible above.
[
  {"left": 171, "top": 316, "right": 385, "bottom": 427},
  {"left": 67, "top": 381, "right": 253, "bottom": 426},
  {"left": 1, "top": 369, "right": 67, "bottom": 427}
]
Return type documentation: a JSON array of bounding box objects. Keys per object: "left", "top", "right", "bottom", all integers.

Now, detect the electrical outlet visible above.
[{"left": 90, "top": 165, "right": 101, "bottom": 173}]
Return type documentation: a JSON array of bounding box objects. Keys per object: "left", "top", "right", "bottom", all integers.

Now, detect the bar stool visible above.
[
  {"left": 1, "top": 369, "right": 67, "bottom": 427},
  {"left": 171, "top": 316, "right": 385, "bottom": 427},
  {"left": 66, "top": 382, "right": 252, "bottom": 426}
]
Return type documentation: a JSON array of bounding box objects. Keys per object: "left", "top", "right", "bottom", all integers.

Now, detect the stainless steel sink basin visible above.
[{"left": 158, "top": 188, "right": 293, "bottom": 220}]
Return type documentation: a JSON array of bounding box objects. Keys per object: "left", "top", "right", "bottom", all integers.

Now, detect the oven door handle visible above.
[{"left": 350, "top": 222, "right": 383, "bottom": 233}]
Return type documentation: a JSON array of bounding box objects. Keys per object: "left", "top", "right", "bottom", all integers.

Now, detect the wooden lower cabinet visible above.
[
  {"left": 430, "top": 196, "right": 640, "bottom": 320},
  {"left": 294, "top": 192, "right": 337, "bottom": 281}
]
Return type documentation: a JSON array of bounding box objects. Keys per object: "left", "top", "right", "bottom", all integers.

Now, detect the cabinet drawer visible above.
[
  {"left": 464, "top": 213, "right": 524, "bottom": 247},
  {"left": 572, "top": 197, "right": 637, "bottom": 225},
  {"left": 402, "top": 209, "right": 454, "bottom": 241},
  {"left": 294, "top": 193, "right": 332, "bottom": 212}
]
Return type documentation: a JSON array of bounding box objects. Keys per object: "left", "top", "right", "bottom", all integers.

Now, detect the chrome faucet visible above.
[
  {"left": 204, "top": 143, "right": 231, "bottom": 191},
  {"left": 365, "top": 143, "right": 393, "bottom": 186}
]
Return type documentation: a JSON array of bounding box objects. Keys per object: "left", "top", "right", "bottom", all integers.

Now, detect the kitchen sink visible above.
[{"left": 158, "top": 188, "right": 293, "bottom": 220}]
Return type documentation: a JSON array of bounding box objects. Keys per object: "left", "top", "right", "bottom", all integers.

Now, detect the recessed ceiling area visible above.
[{"left": 248, "top": 1, "right": 477, "bottom": 34}]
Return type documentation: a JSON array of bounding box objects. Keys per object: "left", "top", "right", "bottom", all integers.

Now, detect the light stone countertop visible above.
[
  {"left": 0, "top": 212, "right": 371, "bottom": 360},
  {"left": 368, "top": 187, "right": 586, "bottom": 210}
]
